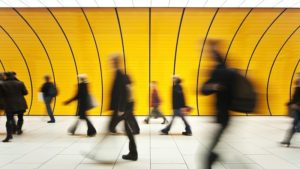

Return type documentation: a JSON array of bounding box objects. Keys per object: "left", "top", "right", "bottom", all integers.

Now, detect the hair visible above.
[
  {"left": 78, "top": 74, "right": 88, "bottom": 83},
  {"left": 44, "top": 75, "right": 50, "bottom": 81}
]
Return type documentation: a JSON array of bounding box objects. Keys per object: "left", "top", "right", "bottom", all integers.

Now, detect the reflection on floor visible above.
[{"left": 0, "top": 116, "right": 299, "bottom": 169}]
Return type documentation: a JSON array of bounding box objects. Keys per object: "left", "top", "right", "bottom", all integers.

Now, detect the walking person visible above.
[
  {"left": 40, "top": 75, "right": 57, "bottom": 123},
  {"left": 201, "top": 40, "right": 235, "bottom": 169},
  {"left": 0, "top": 72, "right": 28, "bottom": 142},
  {"left": 64, "top": 74, "right": 97, "bottom": 137},
  {"left": 161, "top": 76, "right": 192, "bottom": 136},
  {"left": 281, "top": 73, "right": 300, "bottom": 147},
  {"left": 108, "top": 54, "right": 139, "bottom": 134},
  {"left": 144, "top": 81, "right": 168, "bottom": 124}
]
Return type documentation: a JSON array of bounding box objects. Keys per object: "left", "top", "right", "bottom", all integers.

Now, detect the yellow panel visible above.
[
  {"left": 0, "top": 8, "right": 53, "bottom": 115},
  {"left": 175, "top": 8, "right": 216, "bottom": 115},
  {"left": 0, "top": 8, "right": 299, "bottom": 116},
  {"left": 84, "top": 8, "right": 123, "bottom": 115},
  {"left": 248, "top": 9, "right": 300, "bottom": 115},
  {"left": 48, "top": 8, "right": 102, "bottom": 115},
  {"left": 13, "top": 8, "right": 78, "bottom": 115},
  {"left": 268, "top": 9, "right": 300, "bottom": 116},
  {"left": 226, "top": 9, "right": 284, "bottom": 115},
  {"left": 117, "top": 8, "right": 149, "bottom": 115},
  {"left": 198, "top": 8, "right": 252, "bottom": 115},
  {"left": 151, "top": 8, "right": 183, "bottom": 115}
]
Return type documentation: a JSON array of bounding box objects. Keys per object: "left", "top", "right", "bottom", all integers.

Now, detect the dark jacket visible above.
[
  {"left": 172, "top": 83, "right": 186, "bottom": 109},
  {"left": 41, "top": 82, "right": 56, "bottom": 97},
  {"left": 109, "top": 69, "right": 127, "bottom": 112},
  {"left": 290, "top": 79, "right": 300, "bottom": 106},
  {"left": 0, "top": 79, "right": 28, "bottom": 113},
  {"left": 151, "top": 89, "right": 160, "bottom": 107},
  {"left": 202, "top": 63, "right": 234, "bottom": 124},
  {"left": 67, "top": 82, "right": 91, "bottom": 113}
]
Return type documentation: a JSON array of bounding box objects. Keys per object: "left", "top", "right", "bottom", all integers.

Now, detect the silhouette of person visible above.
[
  {"left": 40, "top": 75, "right": 57, "bottom": 123},
  {"left": 64, "top": 74, "right": 96, "bottom": 137}
]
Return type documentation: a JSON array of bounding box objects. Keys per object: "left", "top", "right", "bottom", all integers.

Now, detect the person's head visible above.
[
  {"left": 172, "top": 75, "right": 181, "bottom": 85},
  {"left": 78, "top": 74, "right": 88, "bottom": 83},
  {"left": 110, "top": 54, "right": 122, "bottom": 69},
  {"left": 44, "top": 75, "right": 51, "bottom": 82},
  {"left": 151, "top": 81, "right": 157, "bottom": 89},
  {"left": 207, "top": 39, "right": 224, "bottom": 63}
]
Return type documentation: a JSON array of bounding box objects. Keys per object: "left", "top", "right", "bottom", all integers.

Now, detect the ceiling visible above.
[{"left": 0, "top": 0, "right": 299, "bottom": 8}]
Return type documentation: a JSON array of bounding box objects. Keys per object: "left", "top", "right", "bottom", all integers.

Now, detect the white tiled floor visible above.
[{"left": 0, "top": 116, "right": 299, "bottom": 169}]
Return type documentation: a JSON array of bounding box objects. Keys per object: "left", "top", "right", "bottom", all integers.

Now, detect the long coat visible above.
[
  {"left": 109, "top": 69, "right": 127, "bottom": 112},
  {"left": 0, "top": 79, "right": 28, "bottom": 113}
]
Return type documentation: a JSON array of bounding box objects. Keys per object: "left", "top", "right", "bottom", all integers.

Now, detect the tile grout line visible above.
[
  {"left": 171, "top": 135, "right": 190, "bottom": 169},
  {"left": 112, "top": 136, "right": 128, "bottom": 169},
  {"left": 0, "top": 122, "right": 71, "bottom": 168},
  {"left": 36, "top": 136, "right": 82, "bottom": 169}
]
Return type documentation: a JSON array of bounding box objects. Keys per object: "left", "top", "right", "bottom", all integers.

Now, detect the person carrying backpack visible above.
[
  {"left": 201, "top": 40, "right": 236, "bottom": 169},
  {"left": 40, "top": 75, "right": 57, "bottom": 123}
]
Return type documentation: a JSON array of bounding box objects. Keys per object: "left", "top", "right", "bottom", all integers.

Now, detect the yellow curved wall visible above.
[{"left": 0, "top": 8, "right": 299, "bottom": 116}]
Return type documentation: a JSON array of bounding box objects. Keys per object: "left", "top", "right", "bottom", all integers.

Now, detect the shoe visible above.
[
  {"left": 16, "top": 130, "right": 23, "bottom": 135},
  {"left": 182, "top": 131, "right": 192, "bottom": 136},
  {"left": 280, "top": 141, "right": 291, "bottom": 147},
  {"left": 87, "top": 133, "right": 96, "bottom": 137},
  {"left": 68, "top": 129, "right": 75, "bottom": 135},
  {"left": 206, "top": 152, "right": 218, "bottom": 169},
  {"left": 144, "top": 119, "right": 149, "bottom": 124},
  {"left": 2, "top": 136, "right": 12, "bottom": 143},
  {"left": 109, "top": 130, "right": 117, "bottom": 134},
  {"left": 161, "top": 129, "right": 169, "bottom": 135},
  {"left": 161, "top": 120, "right": 168, "bottom": 124},
  {"left": 122, "top": 153, "right": 138, "bottom": 161},
  {"left": 47, "top": 121, "right": 55, "bottom": 123}
]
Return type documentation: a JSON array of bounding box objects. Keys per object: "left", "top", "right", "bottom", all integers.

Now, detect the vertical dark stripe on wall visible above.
[
  {"left": 14, "top": 8, "right": 57, "bottom": 115},
  {"left": 245, "top": 9, "right": 287, "bottom": 77},
  {"left": 196, "top": 8, "right": 219, "bottom": 116},
  {"left": 149, "top": 8, "right": 151, "bottom": 115},
  {"left": 48, "top": 8, "right": 79, "bottom": 115},
  {"left": 173, "top": 8, "right": 185, "bottom": 75},
  {"left": 0, "top": 59, "right": 5, "bottom": 72},
  {"left": 290, "top": 59, "right": 300, "bottom": 101},
  {"left": 81, "top": 8, "right": 104, "bottom": 116},
  {"left": 266, "top": 25, "right": 300, "bottom": 116},
  {"left": 224, "top": 8, "right": 253, "bottom": 63},
  {"left": 115, "top": 8, "right": 127, "bottom": 74},
  {"left": 0, "top": 26, "right": 33, "bottom": 115}
]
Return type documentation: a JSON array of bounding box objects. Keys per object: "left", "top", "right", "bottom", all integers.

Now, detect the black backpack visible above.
[
  {"left": 229, "top": 70, "right": 257, "bottom": 113},
  {"left": 49, "top": 84, "right": 58, "bottom": 97}
]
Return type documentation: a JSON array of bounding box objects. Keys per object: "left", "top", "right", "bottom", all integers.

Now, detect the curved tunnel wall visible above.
[{"left": 0, "top": 8, "right": 299, "bottom": 116}]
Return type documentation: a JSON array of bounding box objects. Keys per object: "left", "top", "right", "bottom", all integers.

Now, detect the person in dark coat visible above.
[
  {"left": 144, "top": 81, "right": 168, "bottom": 124},
  {"left": 201, "top": 39, "right": 235, "bottom": 169},
  {"left": 0, "top": 73, "right": 6, "bottom": 111},
  {"left": 108, "top": 55, "right": 139, "bottom": 134},
  {"left": 0, "top": 72, "right": 28, "bottom": 142},
  {"left": 161, "top": 76, "right": 192, "bottom": 136},
  {"left": 281, "top": 74, "right": 300, "bottom": 147},
  {"left": 40, "top": 75, "right": 56, "bottom": 123},
  {"left": 64, "top": 74, "right": 96, "bottom": 137}
]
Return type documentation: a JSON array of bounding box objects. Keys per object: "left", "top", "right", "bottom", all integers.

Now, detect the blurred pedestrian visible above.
[
  {"left": 201, "top": 40, "right": 235, "bottom": 169},
  {"left": 0, "top": 72, "right": 28, "bottom": 142},
  {"left": 40, "top": 75, "right": 57, "bottom": 123},
  {"left": 281, "top": 73, "right": 300, "bottom": 147},
  {"left": 64, "top": 74, "right": 96, "bottom": 137},
  {"left": 161, "top": 76, "right": 192, "bottom": 136},
  {"left": 108, "top": 54, "right": 139, "bottom": 134},
  {"left": 144, "top": 81, "right": 168, "bottom": 124}
]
